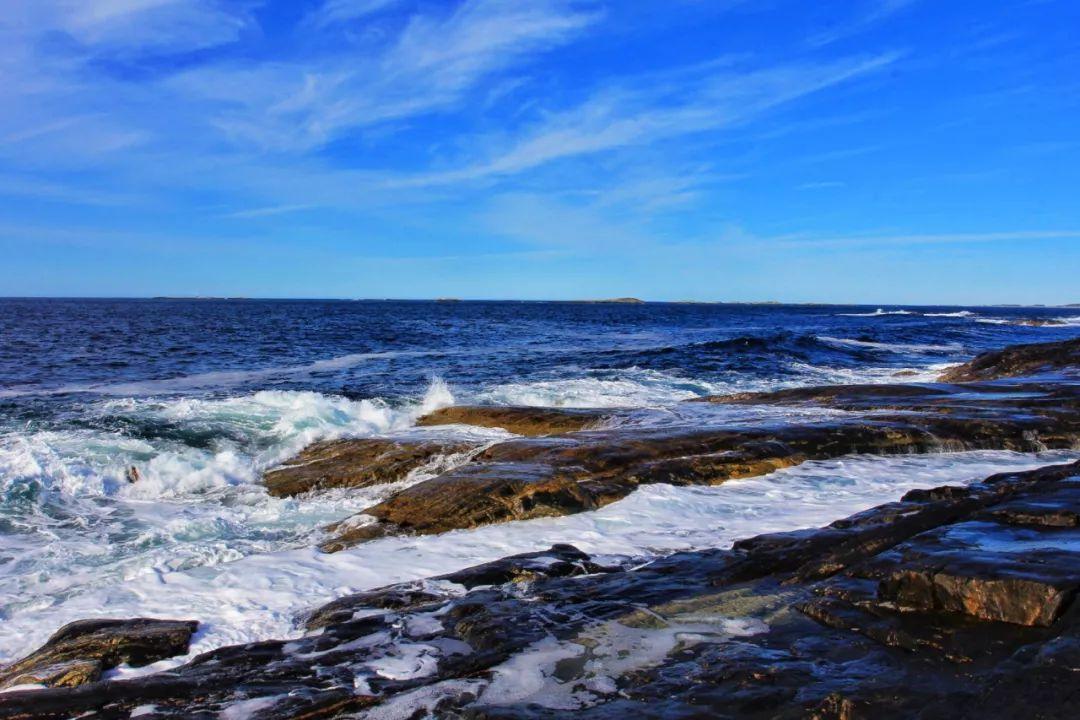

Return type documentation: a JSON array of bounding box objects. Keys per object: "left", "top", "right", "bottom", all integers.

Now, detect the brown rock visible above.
[
  {"left": 0, "top": 618, "right": 197, "bottom": 690},
  {"left": 319, "top": 462, "right": 596, "bottom": 551},
  {"left": 321, "top": 389, "right": 1080, "bottom": 551},
  {"left": 415, "top": 405, "right": 608, "bottom": 436},
  {"left": 878, "top": 566, "right": 1076, "bottom": 626},
  {"left": 263, "top": 438, "right": 478, "bottom": 497}
]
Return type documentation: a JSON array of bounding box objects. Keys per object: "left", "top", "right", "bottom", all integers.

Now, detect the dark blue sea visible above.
[{"left": 1, "top": 299, "right": 1078, "bottom": 667}]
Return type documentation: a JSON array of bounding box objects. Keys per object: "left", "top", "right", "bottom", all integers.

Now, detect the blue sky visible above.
[{"left": 1, "top": 0, "right": 1078, "bottom": 303}]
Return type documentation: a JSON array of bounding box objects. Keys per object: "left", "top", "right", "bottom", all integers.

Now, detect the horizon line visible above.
[{"left": 0, "top": 296, "right": 1077, "bottom": 309}]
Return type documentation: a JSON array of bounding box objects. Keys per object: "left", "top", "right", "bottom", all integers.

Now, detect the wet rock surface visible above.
[
  {"left": 263, "top": 438, "right": 479, "bottom": 497},
  {"left": 416, "top": 405, "right": 610, "bottom": 437},
  {"left": 321, "top": 377, "right": 1080, "bottom": 549},
  {"left": 0, "top": 619, "right": 197, "bottom": 691},
  {"left": 938, "top": 337, "right": 1080, "bottom": 382},
  {"left": 3, "top": 461, "right": 1079, "bottom": 718}
]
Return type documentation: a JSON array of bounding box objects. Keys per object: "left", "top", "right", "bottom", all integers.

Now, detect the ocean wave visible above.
[
  {"left": 817, "top": 336, "right": 963, "bottom": 353},
  {"left": 474, "top": 370, "right": 730, "bottom": 408},
  {"left": 471, "top": 357, "right": 951, "bottom": 410},
  {"left": 923, "top": 310, "right": 975, "bottom": 318},
  {"left": 975, "top": 316, "right": 1080, "bottom": 327},
  {"left": 0, "top": 378, "right": 495, "bottom": 627},
  {"left": 837, "top": 308, "right": 916, "bottom": 317},
  {"left": 0, "top": 379, "right": 458, "bottom": 504},
  {"left": 0, "top": 351, "right": 448, "bottom": 399}
]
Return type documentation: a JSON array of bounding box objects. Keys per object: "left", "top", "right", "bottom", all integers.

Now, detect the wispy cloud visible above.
[
  {"left": 809, "top": 0, "right": 918, "bottom": 47},
  {"left": 225, "top": 203, "right": 316, "bottom": 219},
  {"left": 798, "top": 181, "right": 847, "bottom": 190},
  {"left": 388, "top": 53, "right": 901, "bottom": 186},
  {"left": 174, "top": 0, "right": 601, "bottom": 152},
  {"left": 307, "top": 0, "right": 408, "bottom": 28},
  {"left": 774, "top": 229, "right": 1080, "bottom": 250},
  {"left": 6, "top": 0, "right": 256, "bottom": 55}
]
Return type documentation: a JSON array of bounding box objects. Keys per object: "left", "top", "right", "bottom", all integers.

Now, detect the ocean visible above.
[{"left": 2, "top": 298, "right": 1079, "bottom": 671}]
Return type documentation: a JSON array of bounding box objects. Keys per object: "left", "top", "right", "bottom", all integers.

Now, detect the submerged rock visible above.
[
  {"left": 416, "top": 405, "right": 609, "bottom": 436},
  {"left": 263, "top": 438, "right": 478, "bottom": 497},
  {"left": 939, "top": 337, "right": 1080, "bottom": 382},
  {"left": 4, "top": 461, "right": 1079, "bottom": 718},
  {"left": 0, "top": 618, "right": 197, "bottom": 690}
]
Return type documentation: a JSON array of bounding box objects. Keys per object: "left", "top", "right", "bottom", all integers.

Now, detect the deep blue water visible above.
[{"left": 3, "top": 298, "right": 1079, "bottom": 404}]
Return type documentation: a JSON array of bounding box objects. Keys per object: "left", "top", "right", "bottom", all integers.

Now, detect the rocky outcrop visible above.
[
  {"left": 320, "top": 379, "right": 1080, "bottom": 549},
  {"left": 0, "top": 618, "right": 197, "bottom": 690},
  {"left": 3, "top": 461, "right": 1078, "bottom": 718},
  {"left": 415, "top": 405, "right": 609, "bottom": 436},
  {"left": 939, "top": 337, "right": 1080, "bottom": 382},
  {"left": 263, "top": 438, "right": 478, "bottom": 497},
  {"left": 305, "top": 544, "right": 609, "bottom": 629}
]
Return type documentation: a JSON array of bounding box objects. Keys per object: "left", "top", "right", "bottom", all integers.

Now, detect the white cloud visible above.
[
  {"left": 308, "top": 0, "right": 409, "bottom": 28},
  {"left": 773, "top": 230, "right": 1080, "bottom": 249},
  {"left": 173, "top": 0, "right": 601, "bottom": 152},
  {"left": 225, "top": 203, "right": 316, "bottom": 219},
  {"left": 809, "top": 0, "right": 918, "bottom": 47},
  {"left": 4, "top": 0, "right": 255, "bottom": 55},
  {"left": 388, "top": 53, "right": 900, "bottom": 186}
]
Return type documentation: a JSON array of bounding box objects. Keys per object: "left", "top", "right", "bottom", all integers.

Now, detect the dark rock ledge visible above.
[
  {"left": 2, "top": 460, "right": 1079, "bottom": 718},
  {"left": 0, "top": 619, "right": 197, "bottom": 691},
  {"left": 938, "top": 336, "right": 1080, "bottom": 382}
]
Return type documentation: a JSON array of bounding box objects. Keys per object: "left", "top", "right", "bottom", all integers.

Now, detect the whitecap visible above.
[
  {"left": 837, "top": 308, "right": 916, "bottom": 317},
  {"left": 817, "top": 336, "right": 962, "bottom": 353}
]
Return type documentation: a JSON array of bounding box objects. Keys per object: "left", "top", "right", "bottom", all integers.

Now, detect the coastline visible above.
[{"left": 1, "top": 338, "right": 1078, "bottom": 717}]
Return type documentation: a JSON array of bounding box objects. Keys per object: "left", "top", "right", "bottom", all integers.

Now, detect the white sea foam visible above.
[
  {"left": 472, "top": 362, "right": 948, "bottom": 410},
  {"left": 0, "top": 379, "right": 479, "bottom": 619},
  {"left": 0, "top": 449, "right": 1074, "bottom": 666},
  {"left": 477, "top": 615, "right": 768, "bottom": 710},
  {"left": 923, "top": 310, "right": 975, "bottom": 317},
  {"left": 474, "top": 369, "right": 729, "bottom": 408},
  {"left": 0, "top": 382, "right": 457, "bottom": 503},
  {"left": 817, "top": 336, "right": 962, "bottom": 353},
  {"left": 837, "top": 308, "right": 916, "bottom": 317}
]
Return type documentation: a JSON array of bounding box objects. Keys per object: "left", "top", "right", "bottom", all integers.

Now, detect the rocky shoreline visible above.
[{"left": 1, "top": 338, "right": 1078, "bottom": 718}]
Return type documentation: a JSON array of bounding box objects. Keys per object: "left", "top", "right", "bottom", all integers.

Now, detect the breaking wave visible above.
[
  {"left": 2, "top": 449, "right": 1075, "bottom": 665},
  {"left": 837, "top": 308, "right": 916, "bottom": 316}
]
